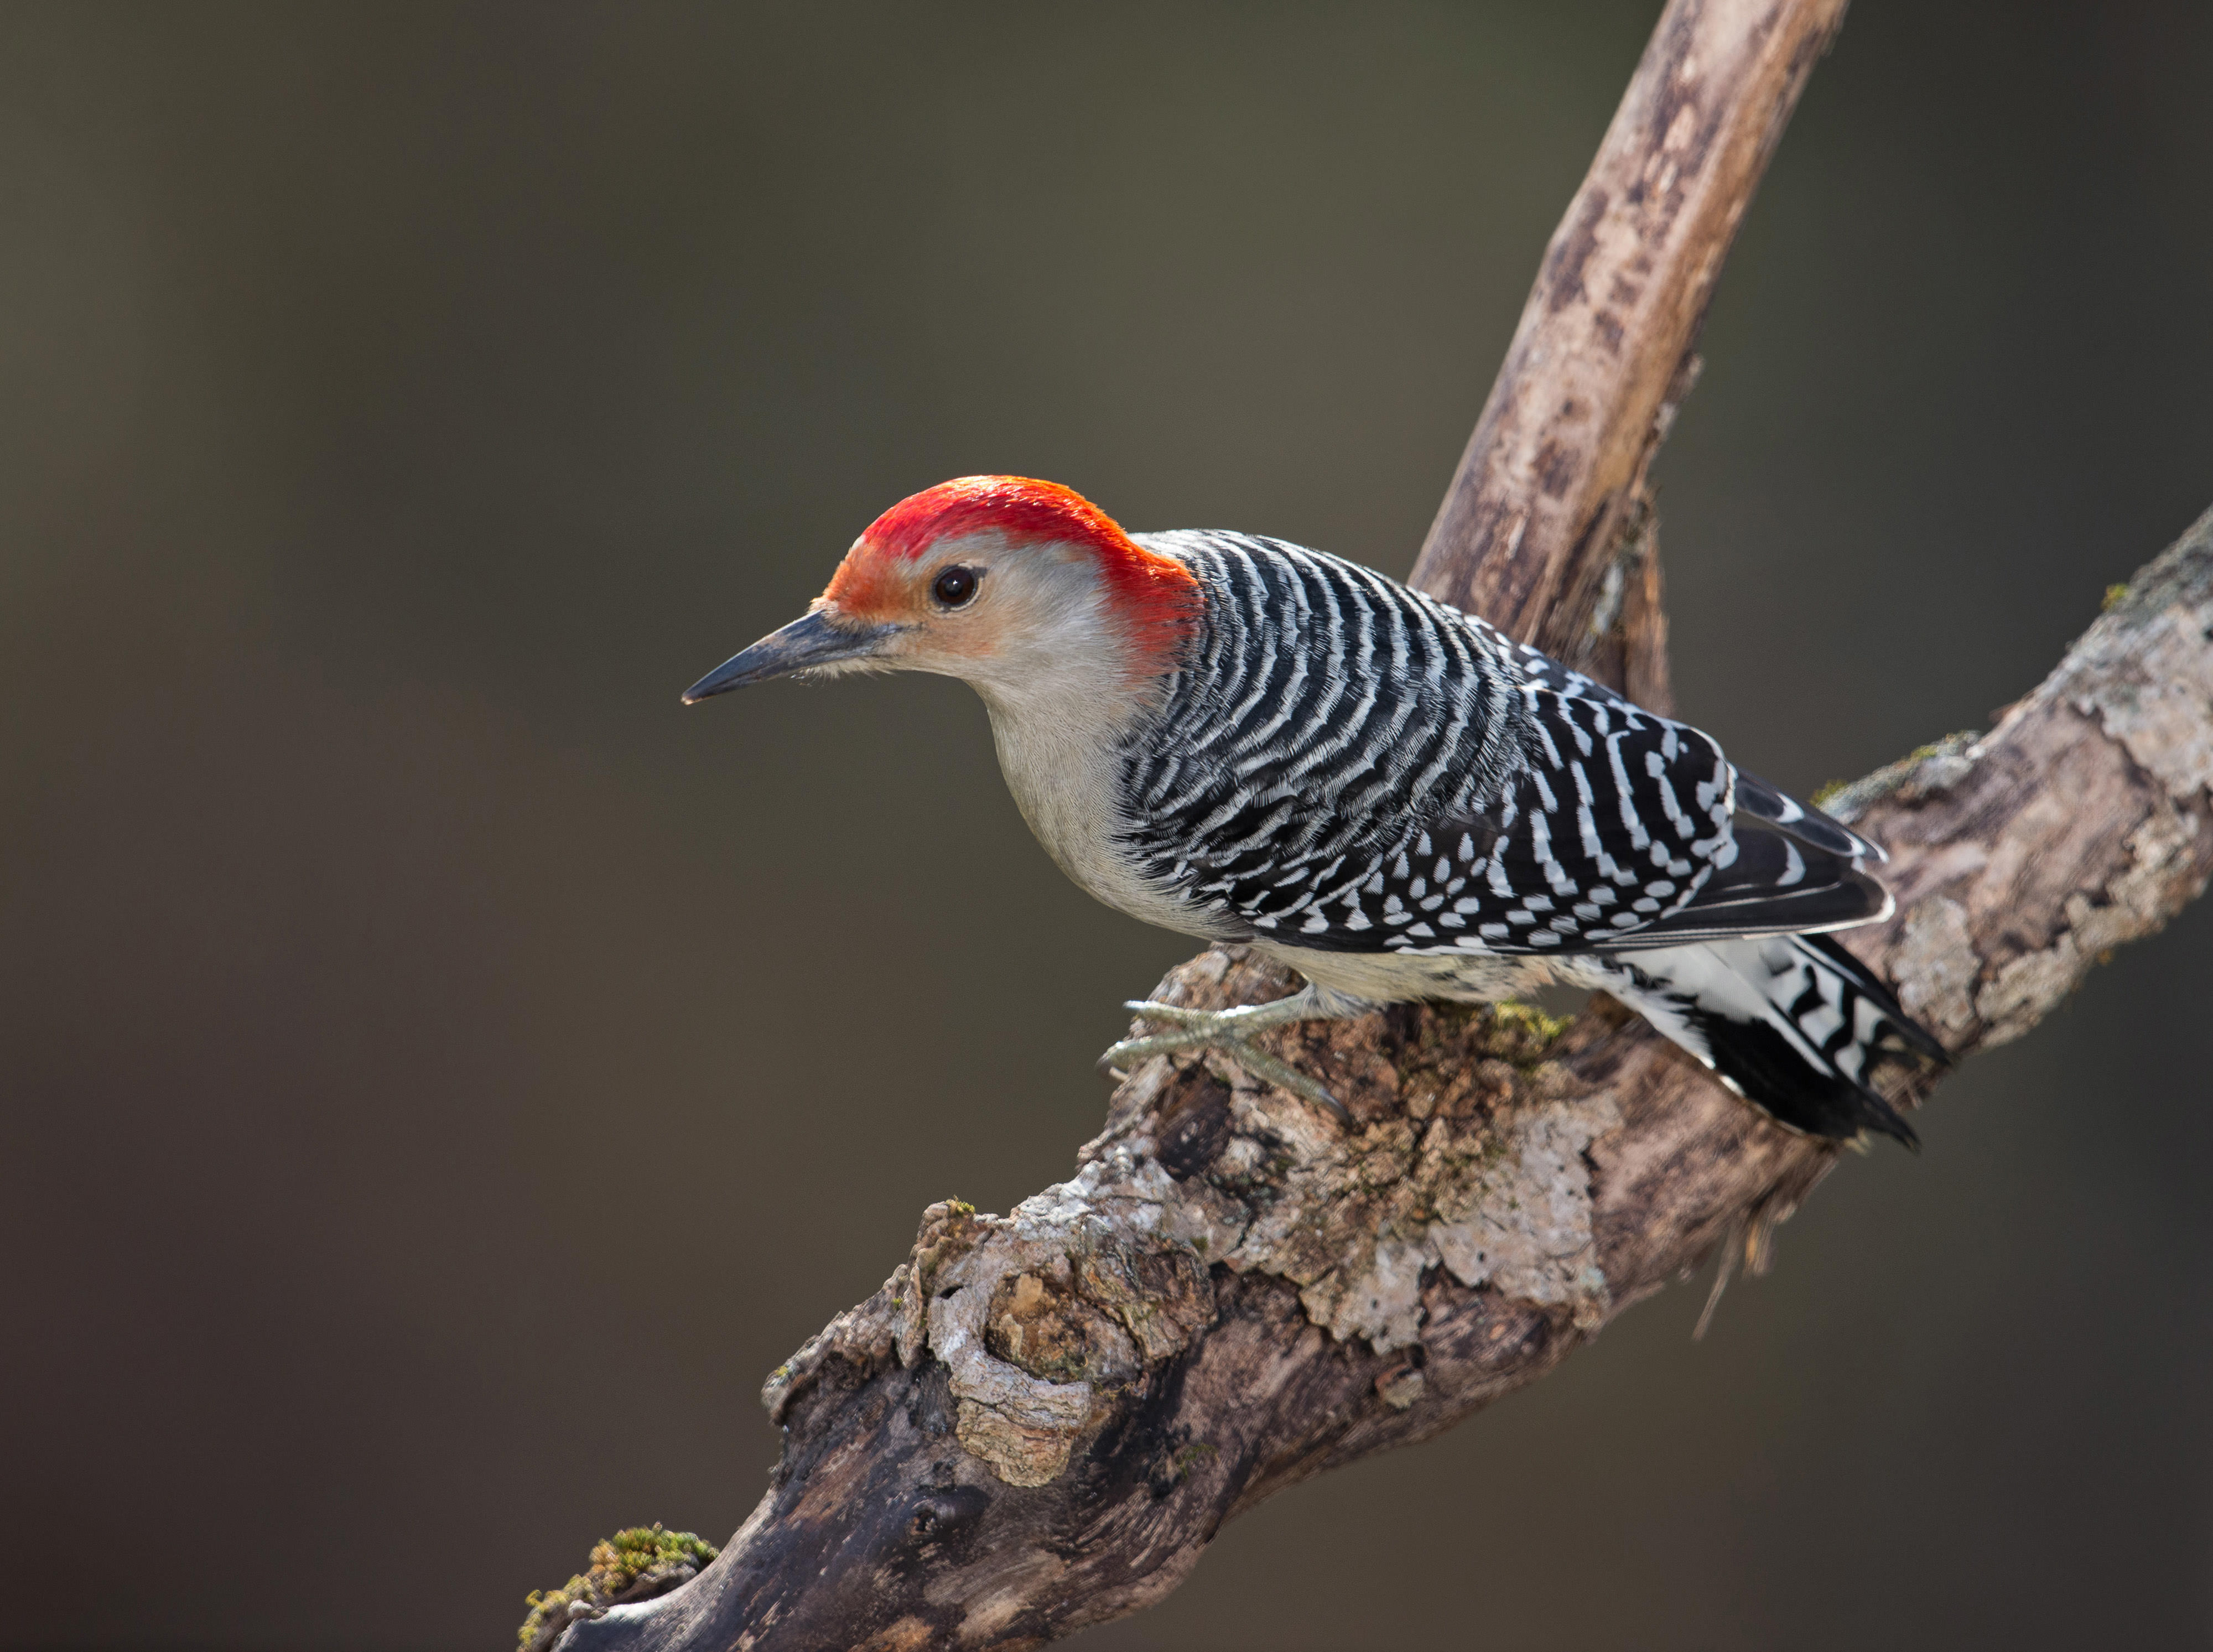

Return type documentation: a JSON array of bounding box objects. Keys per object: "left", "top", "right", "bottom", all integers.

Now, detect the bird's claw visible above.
[
  {"left": 1100, "top": 1005, "right": 1351, "bottom": 1126},
  {"left": 1211, "top": 1038, "right": 1352, "bottom": 1124},
  {"left": 1118, "top": 998, "right": 1217, "bottom": 1027}
]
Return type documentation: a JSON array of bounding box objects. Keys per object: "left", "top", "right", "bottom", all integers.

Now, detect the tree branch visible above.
[
  {"left": 531, "top": 2, "right": 2213, "bottom": 1647},
  {"left": 1414, "top": 0, "right": 1846, "bottom": 697}
]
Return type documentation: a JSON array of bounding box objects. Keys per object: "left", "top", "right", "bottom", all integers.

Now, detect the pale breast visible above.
[{"left": 984, "top": 691, "right": 1232, "bottom": 942}]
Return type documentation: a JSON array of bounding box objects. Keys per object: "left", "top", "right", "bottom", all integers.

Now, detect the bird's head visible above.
[{"left": 682, "top": 476, "right": 1202, "bottom": 708}]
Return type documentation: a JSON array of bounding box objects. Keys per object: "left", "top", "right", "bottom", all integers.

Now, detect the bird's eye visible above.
[{"left": 932, "top": 565, "right": 980, "bottom": 608}]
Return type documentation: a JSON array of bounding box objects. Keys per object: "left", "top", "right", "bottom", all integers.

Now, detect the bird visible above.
[{"left": 684, "top": 475, "right": 1942, "bottom": 1147}]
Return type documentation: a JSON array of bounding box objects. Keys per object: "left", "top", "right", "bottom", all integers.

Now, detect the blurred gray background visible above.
[{"left": 4, "top": 3, "right": 2210, "bottom": 1647}]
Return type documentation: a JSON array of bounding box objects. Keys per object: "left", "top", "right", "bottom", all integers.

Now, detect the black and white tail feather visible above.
[
  {"left": 1591, "top": 932, "right": 1942, "bottom": 1149},
  {"left": 1587, "top": 773, "right": 1944, "bottom": 1149},
  {"left": 1121, "top": 530, "right": 1947, "bottom": 1147}
]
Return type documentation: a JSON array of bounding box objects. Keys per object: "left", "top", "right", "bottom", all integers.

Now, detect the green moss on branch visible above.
[{"left": 519, "top": 1525, "right": 720, "bottom": 1652}]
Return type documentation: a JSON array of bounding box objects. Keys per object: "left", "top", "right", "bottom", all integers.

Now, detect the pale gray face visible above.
[{"left": 682, "top": 528, "right": 1138, "bottom": 705}]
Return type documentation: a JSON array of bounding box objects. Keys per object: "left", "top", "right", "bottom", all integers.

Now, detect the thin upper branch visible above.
[
  {"left": 1413, "top": 0, "right": 1846, "bottom": 703},
  {"left": 1414, "top": 0, "right": 1847, "bottom": 650}
]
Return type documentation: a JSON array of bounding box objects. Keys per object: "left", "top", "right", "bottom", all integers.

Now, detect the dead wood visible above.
[{"left": 533, "top": 2, "right": 2213, "bottom": 1648}]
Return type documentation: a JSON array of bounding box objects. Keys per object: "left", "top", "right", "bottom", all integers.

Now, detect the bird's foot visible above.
[{"left": 1100, "top": 993, "right": 1351, "bottom": 1125}]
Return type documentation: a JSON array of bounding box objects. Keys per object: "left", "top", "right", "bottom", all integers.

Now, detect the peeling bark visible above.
[{"left": 533, "top": 0, "right": 2213, "bottom": 1645}]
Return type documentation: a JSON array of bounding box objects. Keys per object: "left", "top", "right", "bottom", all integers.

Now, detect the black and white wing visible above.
[
  {"left": 1445, "top": 683, "right": 1892, "bottom": 956},
  {"left": 1118, "top": 532, "right": 1890, "bottom": 960},
  {"left": 1194, "top": 669, "right": 1889, "bottom": 959}
]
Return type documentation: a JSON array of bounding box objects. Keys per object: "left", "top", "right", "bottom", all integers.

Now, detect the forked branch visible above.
[{"left": 528, "top": 2, "right": 2213, "bottom": 1646}]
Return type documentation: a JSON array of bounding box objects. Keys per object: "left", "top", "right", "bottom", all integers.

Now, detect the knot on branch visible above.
[{"left": 765, "top": 1187, "right": 1217, "bottom": 1490}]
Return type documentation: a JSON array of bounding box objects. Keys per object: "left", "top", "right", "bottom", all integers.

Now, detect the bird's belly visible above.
[{"left": 1252, "top": 941, "right": 1568, "bottom": 1006}]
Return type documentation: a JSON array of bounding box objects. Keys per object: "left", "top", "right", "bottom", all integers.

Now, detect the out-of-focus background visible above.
[{"left": 5, "top": 3, "right": 2210, "bottom": 1647}]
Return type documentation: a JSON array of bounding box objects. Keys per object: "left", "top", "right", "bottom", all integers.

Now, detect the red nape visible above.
[{"left": 862, "top": 476, "right": 1201, "bottom": 638}]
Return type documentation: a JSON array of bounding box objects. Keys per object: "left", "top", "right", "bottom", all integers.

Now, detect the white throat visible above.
[{"left": 964, "top": 578, "right": 1202, "bottom": 937}]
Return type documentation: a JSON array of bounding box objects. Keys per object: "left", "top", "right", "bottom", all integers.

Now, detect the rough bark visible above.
[{"left": 533, "top": 2, "right": 2213, "bottom": 1647}]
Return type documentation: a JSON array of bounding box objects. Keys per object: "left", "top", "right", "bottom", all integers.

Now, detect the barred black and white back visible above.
[{"left": 1117, "top": 531, "right": 1941, "bottom": 1146}]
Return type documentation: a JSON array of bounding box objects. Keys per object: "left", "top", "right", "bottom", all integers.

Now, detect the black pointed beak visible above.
[{"left": 680, "top": 610, "right": 895, "bottom": 703}]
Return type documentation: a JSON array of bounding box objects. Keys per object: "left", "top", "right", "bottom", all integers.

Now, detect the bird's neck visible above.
[{"left": 975, "top": 664, "right": 1200, "bottom": 936}]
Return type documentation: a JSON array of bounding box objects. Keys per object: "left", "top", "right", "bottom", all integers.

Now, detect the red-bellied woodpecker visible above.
[{"left": 686, "top": 476, "right": 1941, "bottom": 1145}]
